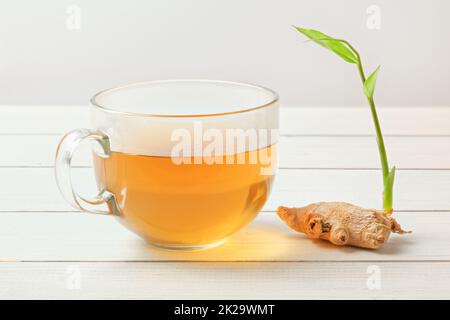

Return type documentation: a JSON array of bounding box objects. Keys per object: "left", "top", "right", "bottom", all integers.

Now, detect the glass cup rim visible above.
[{"left": 90, "top": 79, "right": 279, "bottom": 118}]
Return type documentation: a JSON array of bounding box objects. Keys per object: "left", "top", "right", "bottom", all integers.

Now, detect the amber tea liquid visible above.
[{"left": 94, "top": 145, "right": 276, "bottom": 248}]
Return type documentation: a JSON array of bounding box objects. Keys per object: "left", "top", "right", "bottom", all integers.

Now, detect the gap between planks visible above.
[
  {"left": 1, "top": 166, "right": 448, "bottom": 170},
  {"left": 1, "top": 257, "right": 437, "bottom": 265},
  {"left": 4, "top": 133, "right": 450, "bottom": 137},
  {"left": 1, "top": 209, "right": 449, "bottom": 213}
]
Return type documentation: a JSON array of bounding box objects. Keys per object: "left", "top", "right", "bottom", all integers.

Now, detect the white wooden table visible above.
[{"left": 1, "top": 106, "right": 449, "bottom": 299}]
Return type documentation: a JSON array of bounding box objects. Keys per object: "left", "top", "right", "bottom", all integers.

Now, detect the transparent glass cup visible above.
[{"left": 55, "top": 80, "right": 279, "bottom": 250}]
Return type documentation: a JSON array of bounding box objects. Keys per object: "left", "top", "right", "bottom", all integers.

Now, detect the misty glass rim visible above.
[{"left": 90, "top": 79, "right": 279, "bottom": 118}]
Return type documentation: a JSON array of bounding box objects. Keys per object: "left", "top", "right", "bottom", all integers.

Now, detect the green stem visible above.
[
  {"left": 356, "top": 60, "right": 392, "bottom": 211},
  {"left": 355, "top": 60, "right": 388, "bottom": 175}
]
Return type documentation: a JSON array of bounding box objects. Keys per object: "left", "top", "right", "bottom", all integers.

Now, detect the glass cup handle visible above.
[{"left": 55, "top": 129, "right": 121, "bottom": 215}]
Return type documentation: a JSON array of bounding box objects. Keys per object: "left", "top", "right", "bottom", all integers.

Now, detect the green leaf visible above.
[
  {"left": 293, "top": 26, "right": 358, "bottom": 64},
  {"left": 364, "top": 66, "right": 381, "bottom": 99}
]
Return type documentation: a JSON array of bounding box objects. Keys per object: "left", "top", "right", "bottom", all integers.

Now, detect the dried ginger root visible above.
[{"left": 277, "top": 202, "right": 411, "bottom": 249}]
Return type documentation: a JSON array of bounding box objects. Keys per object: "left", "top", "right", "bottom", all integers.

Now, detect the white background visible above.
[{"left": 1, "top": 0, "right": 449, "bottom": 106}]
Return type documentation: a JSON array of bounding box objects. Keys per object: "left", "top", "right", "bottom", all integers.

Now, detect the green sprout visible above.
[{"left": 294, "top": 26, "right": 395, "bottom": 213}]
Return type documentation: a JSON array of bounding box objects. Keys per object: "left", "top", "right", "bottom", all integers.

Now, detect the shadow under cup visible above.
[{"left": 57, "top": 80, "right": 279, "bottom": 250}]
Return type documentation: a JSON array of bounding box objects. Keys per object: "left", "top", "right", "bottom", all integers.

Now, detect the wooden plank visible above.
[
  {"left": 0, "top": 261, "right": 449, "bottom": 299},
  {"left": 280, "top": 136, "right": 450, "bottom": 169},
  {"left": 0, "top": 106, "right": 89, "bottom": 134},
  {"left": 1, "top": 106, "right": 450, "bottom": 135},
  {"left": 282, "top": 106, "right": 450, "bottom": 136},
  {"left": 0, "top": 211, "right": 441, "bottom": 262},
  {"left": 1, "top": 134, "right": 449, "bottom": 169},
  {"left": 0, "top": 168, "right": 447, "bottom": 212},
  {"left": 0, "top": 135, "right": 92, "bottom": 167}
]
